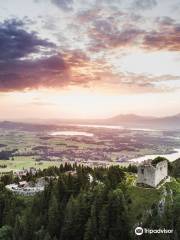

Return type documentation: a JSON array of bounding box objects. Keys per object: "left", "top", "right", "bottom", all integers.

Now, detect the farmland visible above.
[{"left": 0, "top": 122, "right": 180, "bottom": 172}]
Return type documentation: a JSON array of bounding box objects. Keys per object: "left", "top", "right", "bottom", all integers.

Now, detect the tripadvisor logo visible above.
[
  {"left": 135, "top": 227, "right": 143, "bottom": 236},
  {"left": 135, "top": 226, "right": 174, "bottom": 236}
]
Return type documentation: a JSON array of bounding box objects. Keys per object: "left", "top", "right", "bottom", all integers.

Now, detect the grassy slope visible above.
[
  {"left": 127, "top": 184, "right": 162, "bottom": 225},
  {"left": 126, "top": 176, "right": 180, "bottom": 226}
]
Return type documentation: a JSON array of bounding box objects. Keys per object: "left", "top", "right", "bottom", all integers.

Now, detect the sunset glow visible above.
[{"left": 0, "top": 0, "right": 180, "bottom": 119}]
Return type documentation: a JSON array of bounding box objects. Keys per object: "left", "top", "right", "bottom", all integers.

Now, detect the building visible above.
[
  {"left": 6, "top": 183, "right": 44, "bottom": 196},
  {"left": 14, "top": 167, "right": 38, "bottom": 179},
  {"left": 137, "top": 159, "right": 168, "bottom": 188},
  {"left": 5, "top": 178, "right": 46, "bottom": 196},
  {"left": 14, "top": 169, "right": 28, "bottom": 178}
]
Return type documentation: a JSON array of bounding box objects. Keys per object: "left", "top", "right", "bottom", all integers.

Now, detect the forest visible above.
[{"left": 0, "top": 162, "right": 180, "bottom": 240}]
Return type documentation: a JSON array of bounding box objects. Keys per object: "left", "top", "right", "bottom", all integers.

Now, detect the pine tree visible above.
[
  {"left": 48, "top": 195, "right": 60, "bottom": 238},
  {"left": 60, "top": 196, "right": 77, "bottom": 240},
  {"left": 44, "top": 232, "right": 52, "bottom": 240},
  {"left": 0, "top": 225, "right": 12, "bottom": 240},
  {"left": 84, "top": 202, "right": 98, "bottom": 240},
  {"left": 99, "top": 204, "right": 109, "bottom": 240},
  {"left": 13, "top": 215, "right": 23, "bottom": 240},
  {"left": 107, "top": 189, "right": 130, "bottom": 240}
]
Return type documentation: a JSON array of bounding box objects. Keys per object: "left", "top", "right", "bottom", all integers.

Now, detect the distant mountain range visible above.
[
  {"left": 59, "top": 113, "right": 180, "bottom": 130},
  {"left": 0, "top": 113, "right": 180, "bottom": 130},
  {"left": 101, "top": 113, "right": 180, "bottom": 130}
]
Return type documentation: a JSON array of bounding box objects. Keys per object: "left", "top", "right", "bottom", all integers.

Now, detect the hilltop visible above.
[{"left": 103, "top": 113, "right": 180, "bottom": 130}]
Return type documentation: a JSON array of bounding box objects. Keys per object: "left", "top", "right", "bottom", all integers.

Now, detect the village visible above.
[
  {"left": 0, "top": 126, "right": 178, "bottom": 197},
  {"left": 2, "top": 156, "right": 171, "bottom": 197}
]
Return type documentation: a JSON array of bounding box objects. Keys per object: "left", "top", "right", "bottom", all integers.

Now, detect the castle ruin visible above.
[{"left": 137, "top": 159, "right": 168, "bottom": 188}]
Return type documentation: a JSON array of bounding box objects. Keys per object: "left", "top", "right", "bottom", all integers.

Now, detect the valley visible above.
[{"left": 0, "top": 121, "right": 180, "bottom": 173}]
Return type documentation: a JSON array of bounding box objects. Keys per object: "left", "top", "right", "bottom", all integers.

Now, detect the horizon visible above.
[
  {"left": 0, "top": 0, "right": 180, "bottom": 119},
  {"left": 0, "top": 111, "right": 180, "bottom": 123}
]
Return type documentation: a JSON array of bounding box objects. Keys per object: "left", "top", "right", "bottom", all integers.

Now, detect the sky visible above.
[{"left": 0, "top": 0, "right": 180, "bottom": 119}]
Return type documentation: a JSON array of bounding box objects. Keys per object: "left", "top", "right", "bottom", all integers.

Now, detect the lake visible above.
[
  {"left": 129, "top": 148, "right": 180, "bottom": 163},
  {"left": 71, "top": 124, "right": 160, "bottom": 132},
  {"left": 50, "top": 131, "right": 94, "bottom": 137}
]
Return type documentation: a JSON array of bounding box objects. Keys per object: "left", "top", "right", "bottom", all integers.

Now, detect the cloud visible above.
[
  {"left": 0, "top": 49, "right": 178, "bottom": 94},
  {"left": 156, "top": 16, "right": 175, "bottom": 26},
  {"left": 0, "top": 21, "right": 90, "bottom": 92},
  {"left": 76, "top": 9, "right": 102, "bottom": 23},
  {"left": 51, "top": 0, "right": 73, "bottom": 11},
  {"left": 0, "top": 50, "right": 93, "bottom": 92},
  {"left": 133, "top": 0, "right": 157, "bottom": 10},
  {"left": 0, "top": 19, "right": 55, "bottom": 61},
  {"left": 0, "top": 19, "right": 104, "bottom": 93},
  {"left": 0, "top": 56, "right": 65, "bottom": 91},
  {"left": 86, "top": 13, "right": 180, "bottom": 53},
  {"left": 88, "top": 19, "right": 144, "bottom": 51},
  {"left": 143, "top": 20, "right": 180, "bottom": 51},
  {"left": 0, "top": 17, "right": 179, "bottom": 94},
  {"left": 75, "top": 7, "right": 144, "bottom": 52},
  {"left": 0, "top": 38, "right": 170, "bottom": 94}
]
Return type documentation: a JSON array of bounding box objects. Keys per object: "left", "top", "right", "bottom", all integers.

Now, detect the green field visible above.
[
  {"left": 0, "top": 156, "right": 63, "bottom": 172},
  {"left": 0, "top": 127, "right": 179, "bottom": 173}
]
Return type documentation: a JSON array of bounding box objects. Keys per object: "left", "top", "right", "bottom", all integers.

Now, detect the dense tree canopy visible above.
[{"left": 0, "top": 163, "right": 180, "bottom": 240}]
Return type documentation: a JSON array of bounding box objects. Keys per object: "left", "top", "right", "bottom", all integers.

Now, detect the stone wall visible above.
[
  {"left": 137, "top": 160, "right": 168, "bottom": 188},
  {"left": 137, "top": 164, "right": 156, "bottom": 187},
  {"left": 155, "top": 160, "right": 168, "bottom": 186}
]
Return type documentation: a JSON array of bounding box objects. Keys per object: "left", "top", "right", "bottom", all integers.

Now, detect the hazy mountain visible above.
[
  {"left": 0, "top": 113, "right": 180, "bottom": 130},
  {"left": 106, "top": 114, "right": 156, "bottom": 123},
  {"left": 103, "top": 113, "right": 180, "bottom": 130}
]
